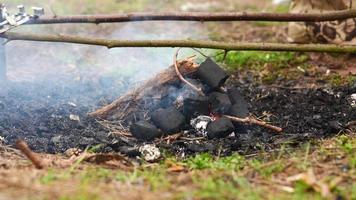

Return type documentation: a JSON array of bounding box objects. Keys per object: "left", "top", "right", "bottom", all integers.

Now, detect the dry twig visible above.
[
  {"left": 173, "top": 48, "right": 205, "bottom": 96},
  {"left": 15, "top": 140, "right": 45, "bottom": 169},
  {"left": 223, "top": 115, "right": 283, "bottom": 133}
]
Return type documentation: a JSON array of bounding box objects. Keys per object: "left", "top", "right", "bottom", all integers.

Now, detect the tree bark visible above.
[
  {"left": 2, "top": 32, "right": 356, "bottom": 54},
  {"left": 26, "top": 10, "right": 356, "bottom": 24}
]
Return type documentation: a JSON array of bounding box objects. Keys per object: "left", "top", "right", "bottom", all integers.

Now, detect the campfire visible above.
[{"left": 90, "top": 53, "right": 283, "bottom": 145}]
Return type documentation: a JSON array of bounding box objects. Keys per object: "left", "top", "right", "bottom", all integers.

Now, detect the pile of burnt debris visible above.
[
  {"left": 129, "top": 58, "right": 253, "bottom": 141},
  {"left": 0, "top": 58, "right": 355, "bottom": 161}
]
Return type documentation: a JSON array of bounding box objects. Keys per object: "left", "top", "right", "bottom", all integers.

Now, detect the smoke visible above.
[{"left": 3, "top": 21, "right": 209, "bottom": 108}]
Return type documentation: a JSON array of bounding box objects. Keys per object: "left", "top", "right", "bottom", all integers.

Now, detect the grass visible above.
[
  {"left": 215, "top": 51, "right": 309, "bottom": 84},
  {"left": 17, "top": 134, "right": 351, "bottom": 200},
  {"left": 216, "top": 51, "right": 300, "bottom": 69},
  {"left": 215, "top": 50, "right": 356, "bottom": 86}
]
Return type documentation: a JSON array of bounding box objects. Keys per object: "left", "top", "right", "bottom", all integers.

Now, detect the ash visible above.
[
  {"left": 190, "top": 115, "right": 213, "bottom": 137},
  {"left": 0, "top": 79, "right": 354, "bottom": 158}
]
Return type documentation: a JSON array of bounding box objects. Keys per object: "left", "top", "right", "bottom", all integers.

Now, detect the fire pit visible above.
[{"left": 0, "top": 51, "right": 354, "bottom": 161}]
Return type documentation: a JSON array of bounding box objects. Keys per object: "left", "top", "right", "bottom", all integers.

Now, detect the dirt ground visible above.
[{"left": 0, "top": 0, "right": 355, "bottom": 199}]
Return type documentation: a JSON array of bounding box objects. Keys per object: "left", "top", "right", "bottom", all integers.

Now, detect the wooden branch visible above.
[
  {"left": 224, "top": 115, "right": 283, "bottom": 133},
  {"left": 26, "top": 10, "right": 356, "bottom": 24},
  {"left": 2, "top": 32, "right": 356, "bottom": 54},
  {"left": 15, "top": 140, "right": 45, "bottom": 169},
  {"left": 173, "top": 48, "right": 205, "bottom": 96}
]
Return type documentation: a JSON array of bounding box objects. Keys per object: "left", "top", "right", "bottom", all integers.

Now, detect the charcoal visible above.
[
  {"left": 208, "top": 92, "right": 232, "bottom": 114},
  {"left": 182, "top": 96, "right": 210, "bottom": 119},
  {"left": 227, "top": 87, "right": 249, "bottom": 105},
  {"left": 130, "top": 121, "right": 163, "bottom": 141},
  {"left": 327, "top": 120, "right": 343, "bottom": 133},
  {"left": 207, "top": 117, "right": 235, "bottom": 139},
  {"left": 229, "top": 103, "right": 249, "bottom": 134},
  {"left": 196, "top": 58, "right": 229, "bottom": 89},
  {"left": 186, "top": 142, "right": 215, "bottom": 153},
  {"left": 181, "top": 78, "right": 211, "bottom": 94},
  {"left": 150, "top": 107, "right": 186, "bottom": 134},
  {"left": 229, "top": 104, "right": 249, "bottom": 118},
  {"left": 118, "top": 146, "right": 141, "bottom": 157},
  {"left": 227, "top": 88, "right": 249, "bottom": 134}
]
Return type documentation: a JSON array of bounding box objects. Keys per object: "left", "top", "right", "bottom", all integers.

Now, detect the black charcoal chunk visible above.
[
  {"left": 130, "top": 121, "right": 163, "bottom": 141},
  {"left": 209, "top": 92, "right": 232, "bottom": 114},
  {"left": 118, "top": 146, "right": 141, "bottom": 157},
  {"left": 181, "top": 78, "right": 211, "bottom": 94},
  {"left": 207, "top": 117, "right": 235, "bottom": 139},
  {"left": 227, "top": 88, "right": 248, "bottom": 105},
  {"left": 327, "top": 121, "right": 343, "bottom": 133},
  {"left": 196, "top": 58, "right": 229, "bottom": 89},
  {"left": 229, "top": 104, "right": 249, "bottom": 118},
  {"left": 182, "top": 96, "right": 210, "bottom": 119},
  {"left": 229, "top": 103, "right": 249, "bottom": 134},
  {"left": 150, "top": 107, "right": 186, "bottom": 134}
]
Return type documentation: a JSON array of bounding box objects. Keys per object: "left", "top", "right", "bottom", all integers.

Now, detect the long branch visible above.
[
  {"left": 2, "top": 32, "right": 356, "bottom": 54},
  {"left": 26, "top": 10, "right": 356, "bottom": 24}
]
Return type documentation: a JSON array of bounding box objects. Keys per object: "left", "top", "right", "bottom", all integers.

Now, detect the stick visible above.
[
  {"left": 25, "top": 10, "right": 356, "bottom": 24},
  {"left": 2, "top": 32, "right": 356, "bottom": 54},
  {"left": 15, "top": 140, "right": 45, "bottom": 169},
  {"left": 223, "top": 115, "right": 283, "bottom": 133},
  {"left": 173, "top": 48, "right": 205, "bottom": 96}
]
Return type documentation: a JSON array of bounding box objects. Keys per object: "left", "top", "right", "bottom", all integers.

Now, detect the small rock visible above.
[
  {"left": 139, "top": 144, "right": 161, "bottom": 162},
  {"left": 67, "top": 102, "right": 77, "bottom": 107},
  {"left": 69, "top": 114, "right": 80, "bottom": 121},
  {"left": 64, "top": 148, "right": 82, "bottom": 157},
  {"left": 349, "top": 94, "right": 356, "bottom": 108},
  {"left": 0, "top": 136, "right": 5, "bottom": 144},
  {"left": 312, "top": 115, "right": 321, "bottom": 120},
  {"left": 51, "top": 135, "right": 62, "bottom": 144}
]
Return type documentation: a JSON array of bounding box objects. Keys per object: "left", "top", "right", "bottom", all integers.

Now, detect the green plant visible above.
[{"left": 336, "top": 135, "right": 354, "bottom": 154}]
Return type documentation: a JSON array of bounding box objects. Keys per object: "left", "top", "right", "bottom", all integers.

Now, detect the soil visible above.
[{"left": 0, "top": 72, "right": 354, "bottom": 157}]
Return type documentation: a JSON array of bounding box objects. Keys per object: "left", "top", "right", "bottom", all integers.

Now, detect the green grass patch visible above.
[
  {"left": 116, "top": 167, "right": 169, "bottom": 191},
  {"left": 216, "top": 51, "right": 307, "bottom": 70},
  {"left": 184, "top": 153, "right": 246, "bottom": 170},
  {"left": 336, "top": 135, "right": 355, "bottom": 155},
  {"left": 249, "top": 159, "right": 285, "bottom": 178},
  {"left": 190, "top": 175, "right": 264, "bottom": 200}
]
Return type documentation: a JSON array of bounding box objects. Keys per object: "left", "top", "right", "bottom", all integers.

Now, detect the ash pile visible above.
[
  {"left": 130, "top": 58, "right": 249, "bottom": 141},
  {"left": 101, "top": 58, "right": 275, "bottom": 160}
]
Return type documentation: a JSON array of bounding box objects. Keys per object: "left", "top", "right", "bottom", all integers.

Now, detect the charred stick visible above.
[
  {"left": 15, "top": 140, "right": 45, "bottom": 169},
  {"left": 2, "top": 32, "right": 356, "bottom": 54},
  {"left": 173, "top": 48, "right": 205, "bottom": 96},
  {"left": 223, "top": 115, "right": 283, "bottom": 133},
  {"left": 26, "top": 10, "right": 356, "bottom": 24}
]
